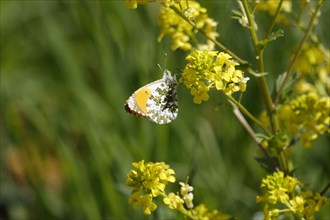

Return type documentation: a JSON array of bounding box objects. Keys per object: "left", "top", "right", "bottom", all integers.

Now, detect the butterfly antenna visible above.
[
  {"left": 158, "top": 53, "right": 168, "bottom": 71},
  {"left": 164, "top": 53, "right": 167, "bottom": 69},
  {"left": 157, "top": 64, "right": 163, "bottom": 72}
]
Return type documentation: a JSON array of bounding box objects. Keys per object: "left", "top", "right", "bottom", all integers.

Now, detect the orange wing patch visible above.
[{"left": 134, "top": 87, "right": 152, "bottom": 114}]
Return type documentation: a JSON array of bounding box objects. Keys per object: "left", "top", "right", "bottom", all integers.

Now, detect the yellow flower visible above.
[
  {"left": 273, "top": 92, "right": 330, "bottom": 148},
  {"left": 257, "top": 172, "right": 329, "bottom": 219},
  {"left": 158, "top": 1, "right": 218, "bottom": 51},
  {"left": 129, "top": 192, "right": 157, "bottom": 215},
  {"left": 181, "top": 50, "right": 248, "bottom": 104},
  {"left": 289, "top": 196, "right": 305, "bottom": 216},
  {"left": 126, "top": 160, "right": 176, "bottom": 215},
  {"left": 294, "top": 44, "right": 328, "bottom": 76},
  {"left": 124, "top": 0, "right": 179, "bottom": 9},
  {"left": 312, "top": 193, "right": 328, "bottom": 212},
  {"left": 294, "top": 80, "right": 317, "bottom": 95},
  {"left": 258, "top": 171, "right": 302, "bottom": 204},
  {"left": 259, "top": 97, "right": 329, "bottom": 150},
  {"left": 301, "top": 191, "right": 329, "bottom": 218},
  {"left": 190, "top": 82, "right": 209, "bottom": 104},
  {"left": 126, "top": 160, "right": 176, "bottom": 196},
  {"left": 255, "top": 0, "right": 292, "bottom": 25},
  {"left": 279, "top": 92, "right": 330, "bottom": 147},
  {"left": 163, "top": 192, "right": 184, "bottom": 210},
  {"left": 256, "top": 0, "right": 291, "bottom": 15},
  {"left": 239, "top": 76, "right": 250, "bottom": 92},
  {"left": 318, "top": 65, "right": 330, "bottom": 94},
  {"left": 125, "top": 0, "right": 149, "bottom": 9},
  {"left": 293, "top": 44, "right": 330, "bottom": 95},
  {"left": 188, "top": 204, "right": 231, "bottom": 220},
  {"left": 262, "top": 204, "right": 280, "bottom": 220}
]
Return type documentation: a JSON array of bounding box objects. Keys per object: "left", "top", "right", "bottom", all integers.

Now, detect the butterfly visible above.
[{"left": 125, "top": 69, "right": 178, "bottom": 124}]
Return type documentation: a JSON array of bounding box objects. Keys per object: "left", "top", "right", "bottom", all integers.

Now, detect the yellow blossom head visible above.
[
  {"left": 293, "top": 44, "right": 328, "bottom": 77},
  {"left": 125, "top": 0, "right": 180, "bottom": 9},
  {"left": 163, "top": 192, "right": 184, "bottom": 210},
  {"left": 128, "top": 192, "right": 157, "bottom": 215},
  {"left": 293, "top": 44, "right": 330, "bottom": 94},
  {"left": 126, "top": 160, "right": 176, "bottom": 215},
  {"left": 180, "top": 50, "right": 248, "bottom": 104},
  {"left": 257, "top": 171, "right": 329, "bottom": 219},
  {"left": 255, "top": 0, "right": 292, "bottom": 25},
  {"left": 258, "top": 171, "right": 302, "bottom": 204},
  {"left": 277, "top": 92, "right": 330, "bottom": 148},
  {"left": 125, "top": 0, "right": 149, "bottom": 9},
  {"left": 188, "top": 204, "right": 231, "bottom": 220},
  {"left": 126, "top": 160, "right": 176, "bottom": 196},
  {"left": 158, "top": 1, "right": 218, "bottom": 51}
]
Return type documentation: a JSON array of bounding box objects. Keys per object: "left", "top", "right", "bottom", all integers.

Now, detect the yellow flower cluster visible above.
[
  {"left": 277, "top": 92, "right": 330, "bottom": 147},
  {"left": 255, "top": 0, "right": 292, "bottom": 15},
  {"left": 126, "top": 161, "right": 230, "bottom": 218},
  {"left": 158, "top": 0, "right": 218, "bottom": 51},
  {"left": 167, "top": 181, "right": 231, "bottom": 219},
  {"left": 187, "top": 204, "right": 231, "bottom": 220},
  {"left": 293, "top": 44, "right": 330, "bottom": 94},
  {"left": 257, "top": 171, "right": 302, "bottom": 204},
  {"left": 257, "top": 171, "right": 328, "bottom": 220},
  {"left": 125, "top": 0, "right": 178, "bottom": 9},
  {"left": 163, "top": 192, "right": 184, "bottom": 210},
  {"left": 125, "top": 0, "right": 149, "bottom": 9},
  {"left": 162, "top": 181, "right": 194, "bottom": 212},
  {"left": 255, "top": 0, "right": 292, "bottom": 25},
  {"left": 125, "top": 0, "right": 218, "bottom": 50},
  {"left": 125, "top": 160, "right": 175, "bottom": 215},
  {"left": 181, "top": 50, "right": 248, "bottom": 104}
]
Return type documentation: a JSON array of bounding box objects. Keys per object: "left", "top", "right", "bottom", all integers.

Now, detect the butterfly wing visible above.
[
  {"left": 145, "top": 70, "right": 178, "bottom": 124},
  {"left": 125, "top": 70, "right": 178, "bottom": 124},
  {"left": 124, "top": 79, "right": 163, "bottom": 118}
]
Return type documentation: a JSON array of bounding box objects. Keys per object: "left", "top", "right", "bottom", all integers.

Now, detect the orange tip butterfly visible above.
[{"left": 124, "top": 69, "right": 178, "bottom": 124}]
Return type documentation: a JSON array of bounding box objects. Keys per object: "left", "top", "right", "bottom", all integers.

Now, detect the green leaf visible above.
[
  {"left": 273, "top": 71, "right": 299, "bottom": 102},
  {"left": 255, "top": 156, "right": 279, "bottom": 173},
  {"left": 259, "top": 29, "right": 284, "bottom": 47}
]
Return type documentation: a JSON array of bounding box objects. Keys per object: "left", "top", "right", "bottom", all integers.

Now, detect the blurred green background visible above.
[{"left": 1, "top": 1, "right": 329, "bottom": 219}]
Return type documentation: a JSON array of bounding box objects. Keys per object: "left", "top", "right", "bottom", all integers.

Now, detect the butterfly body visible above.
[{"left": 125, "top": 70, "right": 178, "bottom": 124}]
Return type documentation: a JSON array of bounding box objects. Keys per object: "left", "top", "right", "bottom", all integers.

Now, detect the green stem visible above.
[
  {"left": 227, "top": 95, "right": 271, "bottom": 136},
  {"left": 169, "top": 5, "right": 249, "bottom": 66},
  {"left": 228, "top": 98, "right": 277, "bottom": 171},
  {"left": 242, "top": 0, "right": 291, "bottom": 173},
  {"left": 241, "top": 0, "right": 258, "bottom": 47},
  {"left": 279, "top": 151, "right": 289, "bottom": 175},
  {"left": 320, "top": 181, "right": 330, "bottom": 196},
  {"left": 258, "top": 51, "right": 279, "bottom": 133},
  {"left": 241, "top": 0, "right": 277, "bottom": 133},
  {"left": 265, "top": 0, "right": 284, "bottom": 38},
  {"left": 274, "top": 0, "right": 324, "bottom": 104}
]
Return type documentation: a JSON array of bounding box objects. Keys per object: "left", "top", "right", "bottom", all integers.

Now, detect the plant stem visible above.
[
  {"left": 278, "top": 151, "right": 289, "bottom": 175},
  {"left": 265, "top": 0, "right": 284, "bottom": 38},
  {"left": 241, "top": 0, "right": 291, "bottom": 173},
  {"left": 241, "top": 0, "right": 277, "bottom": 133},
  {"left": 228, "top": 99, "right": 277, "bottom": 171},
  {"left": 320, "top": 181, "right": 330, "bottom": 196},
  {"left": 169, "top": 5, "right": 249, "bottom": 66},
  {"left": 227, "top": 95, "right": 271, "bottom": 136},
  {"left": 257, "top": 51, "right": 278, "bottom": 133},
  {"left": 274, "top": 0, "right": 324, "bottom": 104}
]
